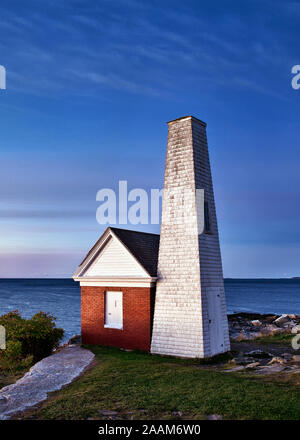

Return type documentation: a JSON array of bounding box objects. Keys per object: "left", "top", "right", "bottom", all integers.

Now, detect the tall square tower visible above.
[{"left": 151, "top": 116, "right": 230, "bottom": 358}]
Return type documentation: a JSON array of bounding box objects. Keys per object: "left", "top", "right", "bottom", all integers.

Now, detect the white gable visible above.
[{"left": 83, "top": 235, "right": 149, "bottom": 278}]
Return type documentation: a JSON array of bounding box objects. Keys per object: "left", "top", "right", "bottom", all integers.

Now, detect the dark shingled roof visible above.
[
  {"left": 110, "top": 228, "right": 160, "bottom": 277},
  {"left": 78, "top": 227, "right": 160, "bottom": 277}
]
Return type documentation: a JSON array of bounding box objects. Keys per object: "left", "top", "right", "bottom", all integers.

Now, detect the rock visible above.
[
  {"left": 256, "top": 365, "right": 286, "bottom": 374},
  {"left": 283, "top": 321, "right": 296, "bottom": 330},
  {"left": 206, "top": 414, "right": 222, "bottom": 420},
  {"left": 0, "top": 395, "right": 7, "bottom": 407},
  {"left": 0, "top": 345, "right": 95, "bottom": 420},
  {"left": 291, "top": 325, "right": 300, "bottom": 334},
  {"left": 99, "top": 410, "right": 118, "bottom": 416},
  {"left": 282, "top": 353, "right": 293, "bottom": 360},
  {"left": 172, "top": 411, "right": 183, "bottom": 418},
  {"left": 224, "top": 366, "right": 245, "bottom": 372},
  {"left": 235, "top": 356, "right": 255, "bottom": 365},
  {"left": 245, "top": 362, "right": 260, "bottom": 369},
  {"left": 268, "top": 357, "right": 287, "bottom": 365},
  {"left": 288, "top": 314, "right": 296, "bottom": 319},
  {"left": 67, "top": 334, "right": 81, "bottom": 345},
  {"left": 292, "top": 355, "right": 300, "bottom": 363},
  {"left": 231, "top": 330, "right": 249, "bottom": 341},
  {"left": 245, "top": 350, "right": 272, "bottom": 359},
  {"left": 274, "top": 314, "right": 290, "bottom": 326},
  {"left": 251, "top": 320, "right": 262, "bottom": 327},
  {"left": 250, "top": 331, "right": 264, "bottom": 339},
  {"left": 263, "top": 324, "right": 283, "bottom": 335}
]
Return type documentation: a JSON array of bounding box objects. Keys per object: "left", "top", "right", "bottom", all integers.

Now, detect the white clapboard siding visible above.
[{"left": 84, "top": 236, "right": 148, "bottom": 278}]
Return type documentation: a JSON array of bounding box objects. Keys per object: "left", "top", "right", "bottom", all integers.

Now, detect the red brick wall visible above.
[{"left": 81, "top": 286, "right": 156, "bottom": 351}]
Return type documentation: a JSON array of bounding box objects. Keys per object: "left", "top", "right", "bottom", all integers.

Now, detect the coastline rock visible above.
[
  {"left": 228, "top": 313, "right": 300, "bottom": 341},
  {"left": 251, "top": 320, "right": 262, "bottom": 327},
  {"left": 0, "top": 345, "right": 95, "bottom": 420},
  {"left": 282, "top": 353, "right": 293, "bottom": 360},
  {"left": 67, "top": 334, "right": 81, "bottom": 345},
  {"left": 245, "top": 350, "right": 272, "bottom": 358},
  {"left": 245, "top": 362, "right": 260, "bottom": 369},
  {"left": 235, "top": 356, "right": 255, "bottom": 365},
  {"left": 283, "top": 321, "right": 296, "bottom": 330},
  {"left": 224, "top": 366, "right": 245, "bottom": 372},
  {"left": 274, "top": 314, "right": 290, "bottom": 326},
  {"left": 268, "top": 357, "right": 287, "bottom": 365},
  {"left": 256, "top": 365, "right": 286, "bottom": 374},
  {"left": 291, "top": 325, "right": 300, "bottom": 334},
  {"left": 0, "top": 395, "right": 7, "bottom": 407},
  {"left": 263, "top": 324, "right": 283, "bottom": 335}
]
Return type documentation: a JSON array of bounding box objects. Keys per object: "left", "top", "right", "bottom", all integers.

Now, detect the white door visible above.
[
  {"left": 105, "top": 291, "right": 123, "bottom": 329},
  {"left": 207, "top": 289, "right": 224, "bottom": 355}
]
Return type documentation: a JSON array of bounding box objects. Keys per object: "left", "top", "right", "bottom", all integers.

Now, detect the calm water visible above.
[{"left": 0, "top": 278, "right": 300, "bottom": 342}]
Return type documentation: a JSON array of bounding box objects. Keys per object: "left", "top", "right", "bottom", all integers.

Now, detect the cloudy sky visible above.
[{"left": 0, "top": 0, "right": 299, "bottom": 277}]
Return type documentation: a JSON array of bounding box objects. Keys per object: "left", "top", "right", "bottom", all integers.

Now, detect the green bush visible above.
[{"left": 0, "top": 310, "right": 64, "bottom": 364}]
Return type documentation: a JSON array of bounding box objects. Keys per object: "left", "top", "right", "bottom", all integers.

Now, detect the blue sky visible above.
[{"left": 0, "top": 0, "right": 299, "bottom": 278}]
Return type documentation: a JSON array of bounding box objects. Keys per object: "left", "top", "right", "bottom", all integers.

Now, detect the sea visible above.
[{"left": 0, "top": 278, "right": 300, "bottom": 342}]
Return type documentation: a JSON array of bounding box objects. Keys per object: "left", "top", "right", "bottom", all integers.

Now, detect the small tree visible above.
[{"left": 0, "top": 310, "right": 64, "bottom": 365}]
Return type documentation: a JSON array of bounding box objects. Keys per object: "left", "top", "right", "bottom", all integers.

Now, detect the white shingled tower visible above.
[{"left": 151, "top": 115, "right": 230, "bottom": 358}]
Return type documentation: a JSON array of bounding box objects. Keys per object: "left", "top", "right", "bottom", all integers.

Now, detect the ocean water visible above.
[
  {"left": 0, "top": 279, "right": 80, "bottom": 343},
  {"left": 0, "top": 278, "right": 300, "bottom": 342}
]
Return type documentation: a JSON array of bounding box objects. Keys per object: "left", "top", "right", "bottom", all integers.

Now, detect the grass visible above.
[
  {"left": 0, "top": 355, "right": 33, "bottom": 390},
  {"left": 236, "top": 333, "right": 294, "bottom": 345},
  {"left": 24, "top": 345, "right": 300, "bottom": 420}
]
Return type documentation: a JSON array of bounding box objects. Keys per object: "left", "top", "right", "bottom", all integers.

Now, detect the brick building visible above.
[
  {"left": 73, "top": 227, "right": 159, "bottom": 351},
  {"left": 73, "top": 115, "right": 230, "bottom": 358}
]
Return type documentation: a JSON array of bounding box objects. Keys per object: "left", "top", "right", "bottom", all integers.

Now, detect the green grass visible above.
[
  {"left": 27, "top": 345, "right": 300, "bottom": 420},
  {"left": 0, "top": 356, "right": 32, "bottom": 390},
  {"left": 248, "top": 333, "right": 294, "bottom": 345}
]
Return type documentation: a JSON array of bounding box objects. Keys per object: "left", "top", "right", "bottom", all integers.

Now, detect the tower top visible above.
[{"left": 167, "top": 115, "right": 207, "bottom": 127}]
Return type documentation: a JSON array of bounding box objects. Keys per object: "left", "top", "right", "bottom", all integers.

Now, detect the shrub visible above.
[{"left": 0, "top": 310, "right": 64, "bottom": 365}]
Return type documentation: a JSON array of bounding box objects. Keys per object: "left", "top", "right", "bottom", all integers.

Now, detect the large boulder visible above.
[
  {"left": 251, "top": 320, "right": 262, "bottom": 327},
  {"left": 268, "top": 356, "right": 287, "bottom": 365},
  {"left": 291, "top": 324, "right": 300, "bottom": 334},
  {"left": 274, "top": 314, "right": 290, "bottom": 326}
]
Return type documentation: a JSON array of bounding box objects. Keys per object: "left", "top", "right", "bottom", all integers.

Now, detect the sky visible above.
[{"left": 0, "top": 0, "right": 299, "bottom": 278}]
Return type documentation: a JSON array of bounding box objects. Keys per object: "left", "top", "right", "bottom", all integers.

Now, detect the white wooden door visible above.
[
  {"left": 105, "top": 291, "right": 123, "bottom": 329},
  {"left": 207, "top": 289, "right": 224, "bottom": 355}
]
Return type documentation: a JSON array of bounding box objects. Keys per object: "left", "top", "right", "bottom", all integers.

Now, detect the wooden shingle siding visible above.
[{"left": 151, "top": 116, "right": 230, "bottom": 358}]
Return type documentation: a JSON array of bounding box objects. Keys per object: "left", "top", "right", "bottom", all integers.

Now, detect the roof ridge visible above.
[{"left": 110, "top": 227, "right": 159, "bottom": 236}]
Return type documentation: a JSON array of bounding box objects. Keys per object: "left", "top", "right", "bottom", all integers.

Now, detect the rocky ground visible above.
[
  {"left": 68, "top": 313, "right": 300, "bottom": 376},
  {"left": 226, "top": 313, "right": 300, "bottom": 375},
  {"left": 0, "top": 345, "right": 95, "bottom": 420},
  {"left": 229, "top": 312, "right": 300, "bottom": 341}
]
